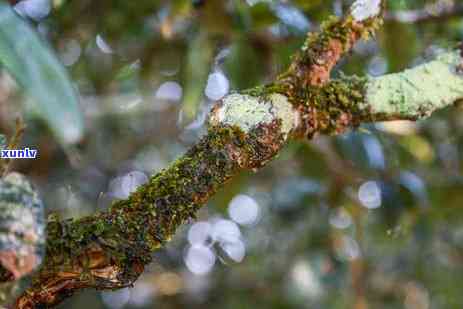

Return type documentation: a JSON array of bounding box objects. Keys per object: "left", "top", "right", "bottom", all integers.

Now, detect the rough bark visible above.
[{"left": 7, "top": 0, "right": 463, "bottom": 307}]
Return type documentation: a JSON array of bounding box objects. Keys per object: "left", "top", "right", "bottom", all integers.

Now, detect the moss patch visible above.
[
  {"left": 24, "top": 119, "right": 288, "bottom": 306},
  {"left": 280, "top": 14, "right": 382, "bottom": 87},
  {"left": 287, "top": 76, "right": 370, "bottom": 136}
]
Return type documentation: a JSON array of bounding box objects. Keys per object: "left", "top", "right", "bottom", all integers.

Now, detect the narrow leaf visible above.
[{"left": 0, "top": 3, "right": 84, "bottom": 144}]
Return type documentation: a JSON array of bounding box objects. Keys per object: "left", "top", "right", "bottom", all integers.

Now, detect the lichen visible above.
[
  {"left": 269, "top": 93, "right": 299, "bottom": 135},
  {"left": 211, "top": 94, "right": 274, "bottom": 133},
  {"left": 351, "top": 0, "right": 382, "bottom": 22},
  {"left": 210, "top": 93, "right": 297, "bottom": 137},
  {"left": 364, "top": 51, "right": 463, "bottom": 118}
]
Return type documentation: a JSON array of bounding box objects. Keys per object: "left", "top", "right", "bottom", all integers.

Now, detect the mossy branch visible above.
[{"left": 11, "top": 0, "right": 463, "bottom": 307}]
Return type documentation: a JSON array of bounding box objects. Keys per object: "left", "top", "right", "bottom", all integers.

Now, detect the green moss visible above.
[
  {"left": 241, "top": 83, "right": 287, "bottom": 99},
  {"left": 22, "top": 8, "right": 388, "bottom": 306},
  {"left": 290, "top": 76, "right": 370, "bottom": 135},
  {"left": 36, "top": 125, "right": 249, "bottom": 293},
  {"left": 35, "top": 28, "right": 380, "bottom": 287},
  {"left": 288, "top": 15, "right": 382, "bottom": 78},
  {"left": 32, "top": 116, "right": 290, "bottom": 306}
]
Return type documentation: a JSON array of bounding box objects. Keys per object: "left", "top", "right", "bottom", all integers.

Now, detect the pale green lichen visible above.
[
  {"left": 351, "top": 0, "right": 382, "bottom": 22},
  {"left": 269, "top": 93, "right": 298, "bottom": 135},
  {"left": 364, "top": 51, "right": 463, "bottom": 118},
  {"left": 210, "top": 93, "right": 297, "bottom": 137}
]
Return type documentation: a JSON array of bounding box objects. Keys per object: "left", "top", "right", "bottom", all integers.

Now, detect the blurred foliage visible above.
[
  {"left": 181, "top": 32, "right": 214, "bottom": 121},
  {"left": 1, "top": 0, "right": 463, "bottom": 308},
  {"left": 0, "top": 3, "right": 83, "bottom": 144}
]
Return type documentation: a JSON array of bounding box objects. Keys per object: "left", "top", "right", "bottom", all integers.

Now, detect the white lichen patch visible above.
[
  {"left": 210, "top": 93, "right": 297, "bottom": 137},
  {"left": 351, "top": 0, "right": 381, "bottom": 21},
  {"left": 268, "top": 93, "right": 298, "bottom": 135},
  {"left": 364, "top": 51, "right": 463, "bottom": 118}
]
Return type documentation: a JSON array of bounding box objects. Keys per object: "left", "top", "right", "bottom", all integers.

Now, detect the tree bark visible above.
[{"left": 9, "top": 0, "right": 463, "bottom": 307}]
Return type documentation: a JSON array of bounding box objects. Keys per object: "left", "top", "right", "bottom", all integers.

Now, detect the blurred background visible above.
[{"left": 1, "top": 0, "right": 463, "bottom": 308}]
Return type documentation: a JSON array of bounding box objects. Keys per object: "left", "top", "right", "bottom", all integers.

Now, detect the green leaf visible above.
[{"left": 0, "top": 3, "right": 84, "bottom": 144}]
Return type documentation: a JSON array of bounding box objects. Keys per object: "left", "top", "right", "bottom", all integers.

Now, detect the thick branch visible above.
[
  {"left": 18, "top": 47, "right": 463, "bottom": 307},
  {"left": 11, "top": 1, "right": 461, "bottom": 308},
  {"left": 15, "top": 118, "right": 291, "bottom": 307}
]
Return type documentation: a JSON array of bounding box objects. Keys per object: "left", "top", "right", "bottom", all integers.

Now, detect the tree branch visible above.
[
  {"left": 12, "top": 0, "right": 463, "bottom": 307},
  {"left": 279, "top": 0, "right": 383, "bottom": 87},
  {"left": 284, "top": 50, "right": 463, "bottom": 138}
]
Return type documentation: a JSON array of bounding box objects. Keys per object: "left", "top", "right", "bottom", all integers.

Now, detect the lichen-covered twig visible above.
[
  {"left": 12, "top": 1, "right": 463, "bottom": 307},
  {"left": 363, "top": 51, "right": 463, "bottom": 119},
  {"left": 281, "top": 50, "right": 463, "bottom": 139}
]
